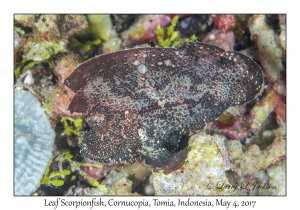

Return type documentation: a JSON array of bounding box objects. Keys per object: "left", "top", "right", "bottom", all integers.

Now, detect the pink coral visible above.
[
  {"left": 213, "top": 15, "right": 236, "bottom": 32},
  {"left": 206, "top": 106, "right": 251, "bottom": 141},
  {"left": 121, "top": 15, "right": 171, "bottom": 47},
  {"left": 142, "top": 15, "right": 171, "bottom": 43},
  {"left": 208, "top": 120, "right": 250, "bottom": 141},
  {"left": 202, "top": 29, "right": 235, "bottom": 51}
]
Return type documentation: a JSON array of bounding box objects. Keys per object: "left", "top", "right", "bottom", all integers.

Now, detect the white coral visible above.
[{"left": 14, "top": 90, "right": 55, "bottom": 195}]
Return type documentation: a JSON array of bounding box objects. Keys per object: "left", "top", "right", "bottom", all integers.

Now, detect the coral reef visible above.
[
  {"left": 246, "top": 15, "right": 286, "bottom": 147},
  {"left": 106, "top": 176, "right": 140, "bottom": 195},
  {"left": 227, "top": 136, "right": 285, "bottom": 177},
  {"left": 101, "top": 161, "right": 152, "bottom": 189},
  {"left": 65, "top": 161, "right": 151, "bottom": 195},
  {"left": 14, "top": 14, "right": 36, "bottom": 27},
  {"left": 80, "top": 160, "right": 117, "bottom": 180},
  {"left": 233, "top": 15, "right": 251, "bottom": 43},
  {"left": 212, "top": 15, "right": 236, "bottom": 32},
  {"left": 23, "top": 15, "right": 75, "bottom": 61},
  {"left": 14, "top": 27, "right": 25, "bottom": 66},
  {"left": 85, "top": 15, "right": 121, "bottom": 54},
  {"left": 155, "top": 16, "right": 197, "bottom": 47},
  {"left": 16, "top": 64, "right": 57, "bottom": 105},
  {"left": 278, "top": 14, "right": 286, "bottom": 51},
  {"left": 40, "top": 158, "right": 70, "bottom": 187},
  {"left": 152, "top": 132, "right": 234, "bottom": 195},
  {"left": 121, "top": 15, "right": 171, "bottom": 48},
  {"left": 111, "top": 14, "right": 136, "bottom": 33},
  {"left": 65, "top": 176, "right": 140, "bottom": 196},
  {"left": 38, "top": 149, "right": 110, "bottom": 194},
  {"left": 227, "top": 136, "right": 286, "bottom": 195},
  {"left": 14, "top": 14, "right": 88, "bottom": 77},
  {"left": 152, "top": 132, "right": 285, "bottom": 196},
  {"left": 173, "top": 15, "right": 211, "bottom": 40},
  {"left": 65, "top": 185, "right": 108, "bottom": 196},
  {"left": 262, "top": 160, "right": 285, "bottom": 195},
  {"left": 206, "top": 106, "right": 251, "bottom": 141},
  {"left": 249, "top": 15, "right": 284, "bottom": 84},
  {"left": 14, "top": 14, "right": 286, "bottom": 196},
  {"left": 202, "top": 29, "right": 235, "bottom": 51},
  {"left": 87, "top": 15, "right": 115, "bottom": 42},
  {"left": 14, "top": 89, "right": 55, "bottom": 195},
  {"left": 204, "top": 15, "right": 286, "bottom": 148}
]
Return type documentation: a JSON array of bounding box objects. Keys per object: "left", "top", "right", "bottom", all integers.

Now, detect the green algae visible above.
[
  {"left": 61, "top": 117, "right": 83, "bottom": 136},
  {"left": 155, "top": 16, "right": 197, "bottom": 47},
  {"left": 40, "top": 158, "right": 70, "bottom": 187}
]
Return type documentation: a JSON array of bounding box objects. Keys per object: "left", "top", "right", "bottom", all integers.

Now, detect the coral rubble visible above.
[
  {"left": 14, "top": 15, "right": 88, "bottom": 78},
  {"left": 227, "top": 136, "right": 286, "bottom": 195},
  {"left": 249, "top": 15, "right": 284, "bottom": 84},
  {"left": 65, "top": 161, "right": 151, "bottom": 195},
  {"left": 152, "top": 132, "right": 233, "bottom": 195},
  {"left": 152, "top": 132, "right": 285, "bottom": 196},
  {"left": 22, "top": 15, "right": 87, "bottom": 62}
]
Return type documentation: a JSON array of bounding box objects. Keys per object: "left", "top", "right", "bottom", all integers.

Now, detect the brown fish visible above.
[{"left": 64, "top": 42, "right": 263, "bottom": 173}]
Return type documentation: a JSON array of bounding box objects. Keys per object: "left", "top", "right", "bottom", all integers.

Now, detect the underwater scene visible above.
[{"left": 14, "top": 14, "right": 286, "bottom": 196}]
